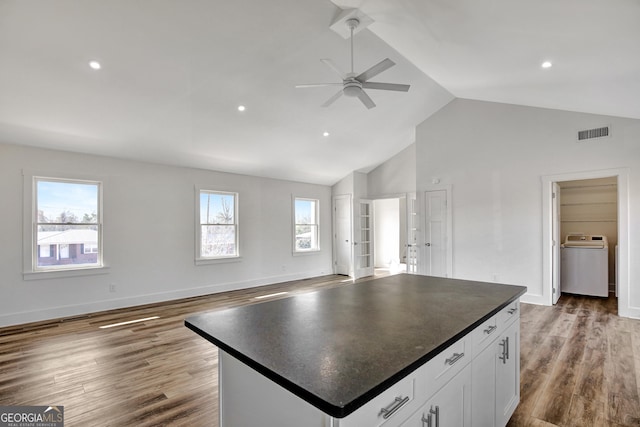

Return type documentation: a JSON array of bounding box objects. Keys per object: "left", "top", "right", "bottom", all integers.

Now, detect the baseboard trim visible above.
[{"left": 0, "top": 269, "right": 328, "bottom": 328}]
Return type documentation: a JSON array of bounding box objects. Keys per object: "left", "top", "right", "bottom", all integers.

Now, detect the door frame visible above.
[{"left": 541, "top": 168, "right": 629, "bottom": 315}]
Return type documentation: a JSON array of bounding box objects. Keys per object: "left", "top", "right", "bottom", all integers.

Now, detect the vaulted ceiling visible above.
[{"left": 1, "top": 0, "right": 638, "bottom": 185}]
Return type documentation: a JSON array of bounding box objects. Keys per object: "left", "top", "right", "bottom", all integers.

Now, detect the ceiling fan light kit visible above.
[{"left": 296, "top": 9, "right": 410, "bottom": 110}]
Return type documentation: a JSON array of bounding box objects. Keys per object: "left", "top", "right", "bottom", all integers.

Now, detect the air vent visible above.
[{"left": 577, "top": 126, "right": 610, "bottom": 142}]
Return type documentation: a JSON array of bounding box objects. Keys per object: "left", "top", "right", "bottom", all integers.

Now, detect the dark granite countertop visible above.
[{"left": 185, "top": 274, "right": 527, "bottom": 418}]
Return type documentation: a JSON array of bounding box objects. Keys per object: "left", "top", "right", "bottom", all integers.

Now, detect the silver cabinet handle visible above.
[
  {"left": 483, "top": 325, "right": 497, "bottom": 335},
  {"left": 422, "top": 413, "right": 432, "bottom": 427},
  {"left": 445, "top": 352, "right": 464, "bottom": 366},
  {"left": 379, "top": 396, "right": 409, "bottom": 419},
  {"left": 505, "top": 336, "right": 510, "bottom": 360},
  {"left": 507, "top": 307, "right": 518, "bottom": 315},
  {"left": 430, "top": 405, "right": 440, "bottom": 427},
  {"left": 499, "top": 338, "right": 508, "bottom": 364}
]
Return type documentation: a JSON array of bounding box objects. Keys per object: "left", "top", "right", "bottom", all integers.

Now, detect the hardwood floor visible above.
[
  {"left": 1, "top": 276, "right": 639, "bottom": 426},
  {"left": 508, "top": 293, "right": 640, "bottom": 427}
]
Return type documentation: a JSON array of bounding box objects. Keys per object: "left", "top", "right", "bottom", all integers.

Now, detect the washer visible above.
[{"left": 561, "top": 234, "right": 608, "bottom": 297}]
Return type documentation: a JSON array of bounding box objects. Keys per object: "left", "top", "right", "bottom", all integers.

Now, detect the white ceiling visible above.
[{"left": 1, "top": 0, "right": 638, "bottom": 185}]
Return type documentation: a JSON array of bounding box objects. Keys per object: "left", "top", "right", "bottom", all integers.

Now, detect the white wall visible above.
[
  {"left": 368, "top": 143, "right": 416, "bottom": 197},
  {"left": 415, "top": 99, "right": 640, "bottom": 317},
  {"left": 0, "top": 143, "right": 333, "bottom": 327}
]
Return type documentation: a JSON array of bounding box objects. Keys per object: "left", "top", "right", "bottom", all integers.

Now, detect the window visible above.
[
  {"left": 33, "top": 178, "right": 102, "bottom": 271},
  {"left": 294, "top": 198, "right": 319, "bottom": 252},
  {"left": 198, "top": 190, "right": 238, "bottom": 259}
]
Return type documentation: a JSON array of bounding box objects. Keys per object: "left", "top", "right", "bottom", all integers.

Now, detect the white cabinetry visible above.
[
  {"left": 471, "top": 301, "right": 520, "bottom": 427},
  {"left": 400, "top": 364, "right": 471, "bottom": 427},
  {"left": 496, "top": 319, "right": 520, "bottom": 427}
]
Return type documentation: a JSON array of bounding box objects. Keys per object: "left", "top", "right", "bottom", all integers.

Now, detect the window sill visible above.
[
  {"left": 195, "top": 256, "right": 243, "bottom": 266},
  {"left": 23, "top": 266, "right": 110, "bottom": 281},
  {"left": 293, "top": 250, "right": 321, "bottom": 257}
]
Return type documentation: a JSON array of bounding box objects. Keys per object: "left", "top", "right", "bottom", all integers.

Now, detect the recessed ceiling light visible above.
[
  {"left": 541, "top": 61, "right": 552, "bottom": 69},
  {"left": 323, "top": 131, "right": 330, "bottom": 137},
  {"left": 237, "top": 105, "right": 246, "bottom": 112},
  {"left": 89, "top": 61, "right": 101, "bottom": 70}
]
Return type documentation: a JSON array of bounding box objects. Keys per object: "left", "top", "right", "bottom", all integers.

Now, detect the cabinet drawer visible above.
[
  {"left": 420, "top": 337, "right": 468, "bottom": 398},
  {"left": 339, "top": 374, "right": 415, "bottom": 427},
  {"left": 497, "top": 301, "right": 519, "bottom": 327},
  {"left": 471, "top": 314, "right": 499, "bottom": 354}
]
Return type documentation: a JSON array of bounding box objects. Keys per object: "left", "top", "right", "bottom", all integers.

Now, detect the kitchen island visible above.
[{"left": 185, "top": 274, "right": 527, "bottom": 426}]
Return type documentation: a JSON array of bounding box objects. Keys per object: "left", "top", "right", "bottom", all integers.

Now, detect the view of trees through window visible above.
[
  {"left": 200, "top": 191, "right": 237, "bottom": 258},
  {"left": 294, "top": 198, "right": 318, "bottom": 251},
  {"left": 35, "top": 179, "right": 100, "bottom": 268}
]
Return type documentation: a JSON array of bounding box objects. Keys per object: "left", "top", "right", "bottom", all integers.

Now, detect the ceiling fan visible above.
[{"left": 296, "top": 18, "right": 410, "bottom": 109}]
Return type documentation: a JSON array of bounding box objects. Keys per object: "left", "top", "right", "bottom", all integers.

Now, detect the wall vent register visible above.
[{"left": 577, "top": 126, "right": 610, "bottom": 141}]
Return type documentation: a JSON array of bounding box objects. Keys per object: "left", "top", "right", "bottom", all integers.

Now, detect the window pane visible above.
[
  {"left": 35, "top": 179, "right": 101, "bottom": 270},
  {"left": 37, "top": 180, "right": 98, "bottom": 224},
  {"left": 295, "top": 225, "right": 318, "bottom": 251},
  {"left": 36, "top": 225, "right": 99, "bottom": 267},
  {"left": 201, "top": 225, "right": 236, "bottom": 257},
  {"left": 295, "top": 199, "right": 315, "bottom": 225},
  {"left": 200, "top": 192, "right": 235, "bottom": 224}
]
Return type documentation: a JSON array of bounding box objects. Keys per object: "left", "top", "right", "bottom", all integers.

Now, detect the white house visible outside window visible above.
[
  {"left": 294, "top": 198, "right": 319, "bottom": 252},
  {"left": 34, "top": 178, "right": 102, "bottom": 270},
  {"left": 199, "top": 190, "right": 238, "bottom": 259}
]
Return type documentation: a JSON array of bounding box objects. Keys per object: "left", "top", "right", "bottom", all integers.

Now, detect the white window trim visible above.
[
  {"left": 292, "top": 196, "right": 320, "bottom": 254},
  {"left": 195, "top": 188, "right": 240, "bottom": 264},
  {"left": 22, "top": 170, "right": 109, "bottom": 280}
]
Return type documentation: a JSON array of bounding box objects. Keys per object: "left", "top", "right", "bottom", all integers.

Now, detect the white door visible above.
[
  {"left": 354, "top": 200, "right": 374, "bottom": 279},
  {"left": 406, "top": 193, "right": 419, "bottom": 274},
  {"left": 552, "top": 183, "right": 561, "bottom": 304},
  {"left": 424, "top": 190, "right": 447, "bottom": 277},
  {"left": 334, "top": 195, "right": 352, "bottom": 276}
]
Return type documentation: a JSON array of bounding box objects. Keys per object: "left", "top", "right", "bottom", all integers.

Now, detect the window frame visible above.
[
  {"left": 293, "top": 196, "right": 320, "bottom": 254},
  {"left": 196, "top": 189, "right": 240, "bottom": 264},
  {"left": 23, "top": 172, "right": 108, "bottom": 280}
]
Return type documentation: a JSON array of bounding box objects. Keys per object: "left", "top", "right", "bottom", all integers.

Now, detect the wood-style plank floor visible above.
[
  {"left": 1, "top": 274, "right": 639, "bottom": 426},
  {"left": 508, "top": 293, "right": 640, "bottom": 427}
]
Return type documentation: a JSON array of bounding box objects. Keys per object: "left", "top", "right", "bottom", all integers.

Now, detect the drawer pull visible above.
[
  {"left": 379, "top": 395, "right": 410, "bottom": 419},
  {"left": 445, "top": 352, "right": 465, "bottom": 366},
  {"left": 507, "top": 307, "right": 518, "bottom": 315},
  {"left": 483, "top": 325, "right": 497, "bottom": 335}
]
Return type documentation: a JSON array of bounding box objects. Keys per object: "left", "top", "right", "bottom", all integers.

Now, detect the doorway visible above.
[
  {"left": 557, "top": 178, "right": 618, "bottom": 304},
  {"left": 373, "top": 197, "right": 407, "bottom": 275},
  {"left": 542, "top": 168, "right": 629, "bottom": 316}
]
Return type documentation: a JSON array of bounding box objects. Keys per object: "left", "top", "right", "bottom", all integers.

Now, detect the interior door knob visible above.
[{"left": 426, "top": 243, "right": 431, "bottom": 246}]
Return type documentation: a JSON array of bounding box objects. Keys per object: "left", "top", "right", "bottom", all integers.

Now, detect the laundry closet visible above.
[{"left": 559, "top": 177, "right": 618, "bottom": 297}]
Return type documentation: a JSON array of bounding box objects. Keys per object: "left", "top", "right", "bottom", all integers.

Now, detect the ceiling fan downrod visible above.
[{"left": 346, "top": 18, "right": 360, "bottom": 75}]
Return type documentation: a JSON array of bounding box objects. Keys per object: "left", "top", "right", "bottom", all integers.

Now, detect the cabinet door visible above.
[
  {"left": 400, "top": 364, "right": 471, "bottom": 427},
  {"left": 495, "top": 319, "right": 520, "bottom": 427},
  {"left": 470, "top": 342, "right": 496, "bottom": 427}
]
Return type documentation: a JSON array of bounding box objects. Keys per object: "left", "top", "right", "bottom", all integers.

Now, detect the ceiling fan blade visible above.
[
  {"left": 362, "top": 82, "right": 410, "bottom": 92},
  {"left": 296, "top": 83, "right": 343, "bottom": 88},
  {"left": 321, "top": 59, "right": 346, "bottom": 79},
  {"left": 321, "top": 90, "right": 344, "bottom": 108},
  {"left": 357, "top": 90, "right": 376, "bottom": 109},
  {"left": 356, "top": 58, "right": 395, "bottom": 82}
]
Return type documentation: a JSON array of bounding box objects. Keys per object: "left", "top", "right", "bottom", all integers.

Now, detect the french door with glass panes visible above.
[{"left": 354, "top": 200, "right": 374, "bottom": 279}]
